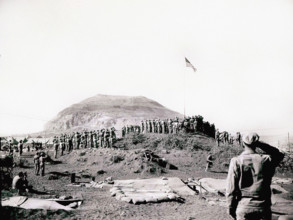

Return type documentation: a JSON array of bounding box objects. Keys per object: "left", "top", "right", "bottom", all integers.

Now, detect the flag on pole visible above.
[{"left": 185, "top": 57, "right": 197, "bottom": 72}]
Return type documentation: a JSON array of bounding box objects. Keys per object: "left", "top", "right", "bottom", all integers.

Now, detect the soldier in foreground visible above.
[
  {"left": 12, "top": 172, "right": 29, "bottom": 195},
  {"left": 226, "top": 132, "right": 284, "bottom": 220}
]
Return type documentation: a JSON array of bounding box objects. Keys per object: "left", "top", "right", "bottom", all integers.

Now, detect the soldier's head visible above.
[
  {"left": 18, "top": 172, "right": 24, "bottom": 178},
  {"left": 242, "top": 132, "right": 259, "bottom": 150}
]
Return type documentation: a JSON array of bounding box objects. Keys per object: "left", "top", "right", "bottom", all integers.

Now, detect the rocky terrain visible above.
[{"left": 44, "top": 94, "right": 183, "bottom": 133}]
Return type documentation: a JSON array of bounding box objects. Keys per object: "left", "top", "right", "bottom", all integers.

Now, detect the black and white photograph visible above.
[{"left": 0, "top": 0, "right": 292, "bottom": 219}]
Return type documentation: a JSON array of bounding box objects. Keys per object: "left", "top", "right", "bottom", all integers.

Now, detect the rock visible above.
[
  {"left": 105, "top": 176, "right": 114, "bottom": 184},
  {"left": 111, "top": 155, "right": 124, "bottom": 163},
  {"left": 48, "top": 174, "right": 59, "bottom": 180},
  {"left": 149, "top": 167, "right": 156, "bottom": 173},
  {"left": 97, "top": 170, "right": 106, "bottom": 175},
  {"left": 81, "top": 174, "right": 91, "bottom": 178}
]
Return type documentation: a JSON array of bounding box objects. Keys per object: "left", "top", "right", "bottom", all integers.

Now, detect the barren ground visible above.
[{"left": 2, "top": 133, "right": 292, "bottom": 220}]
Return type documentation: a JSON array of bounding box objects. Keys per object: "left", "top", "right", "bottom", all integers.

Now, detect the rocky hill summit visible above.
[{"left": 44, "top": 94, "right": 183, "bottom": 132}]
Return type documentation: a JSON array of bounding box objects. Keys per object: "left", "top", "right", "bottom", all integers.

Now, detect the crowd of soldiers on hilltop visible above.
[
  {"left": 52, "top": 128, "right": 117, "bottom": 158},
  {"left": 121, "top": 115, "right": 216, "bottom": 138},
  {"left": 215, "top": 130, "right": 242, "bottom": 146}
]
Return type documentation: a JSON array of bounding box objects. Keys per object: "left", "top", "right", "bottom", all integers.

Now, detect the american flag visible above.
[{"left": 185, "top": 57, "right": 197, "bottom": 72}]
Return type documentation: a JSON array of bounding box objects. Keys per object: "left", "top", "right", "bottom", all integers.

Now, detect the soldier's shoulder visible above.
[{"left": 230, "top": 156, "right": 241, "bottom": 164}]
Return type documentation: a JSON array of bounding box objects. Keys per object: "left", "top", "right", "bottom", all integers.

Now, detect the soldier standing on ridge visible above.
[
  {"left": 153, "top": 119, "right": 157, "bottom": 133},
  {"left": 126, "top": 125, "right": 129, "bottom": 134},
  {"left": 110, "top": 128, "right": 116, "bottom": 148},
  {"left": 148, "top": 120, "right": 152, "bottom": 133},
  {"left": 65, "top": 134, "right": 69, "bottom": 151},
  {"left": 53, "top": 136, "right": 59, "bottom": 159},
  {"left": 85, "top": 130, "right": 89, "bottom": 148},
  {"left": 103, "top": 129, "right": 109, "bottom": 148},
  {"left": 80, "top": 134, "right": 85, "bottom": 149},
  {"left": 141, "top": 121, "right": 144, "bottom": 133},
  {"left": 168, "top": 119, "right": 173, "bottom": 134},
  {"left": 60, "top": 134, "right": 65, "bottom": 156},
  {"left": 68, "top": 134, "right": 73, "bottom": 151},
  {"left": 93, "top": 130, "right": 98, "bottom": 148},
  {"left": 76, "top": 132, "right": 81, "bottom": 149},
  {"left": 90, "top": 131, "right": 94, "bottom": 148},
  {"left": 145, "top": 120, "right": 148, "bottom": 133},
  {"left": 236, "top": 132, "right": 242, "bottom": 146},
  {"left": 122, "top": 126, "right": 126, "bottom": 138},
  {"left": 100, "top": 129, "right": 105, "bottom": 148}
]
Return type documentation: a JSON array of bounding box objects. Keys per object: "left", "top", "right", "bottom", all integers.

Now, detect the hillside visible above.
[
  {"left": 44, "top": 94, "right": 183, "bottom": 132},
  {"left": 4, "top": 132, "right": 293, "bottom": 220}
]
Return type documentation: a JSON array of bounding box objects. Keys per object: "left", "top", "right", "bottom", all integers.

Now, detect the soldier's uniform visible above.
[
  {"left": 94, "top": 130, "right": 98, "bottom": 148},
  {"left": 161, "top": 120, "right": 166, "bottom": 134},
  {"left": 8, "top": 140, "right": 13, "bottom": 152},
  {"left": 205, "top": 154, "right": 213, "bottom": 172},
  {"left": 236, "top": 132, "right": 242, "bottom": 145},
  {"left": 60, "top": 134, "right": 65, "bottom": 156},
  {"left": 145, "top": 120, "right": 149, "bottom": 133},
  {"left": 104, "top": 129, "right": 110, "bottom": 148},
  {"left": 173, "top": 121, "right": 178, "bottom": 134},
  {"left": 193, "top": 120, "right": 198, "bottom": 132},
  {"left": 33, "top": 152, "right": 40, "bottom": 175},
  {"left": 224, "top": 132, "right": 229, "bottom": 144},
  {"left": 122, "top": 126, "right": 126, "bottom": 138},
  {"left": 68, "top": 134, "right": 73, "bottom": 151},
  {"left": 168, "top": 119, "right": 173, "bottom": 134},
  {"left": 53, "top": 136, "right": 59, "bottom": 158},
  {"left": 215, "top": 129, "right": 220, "bottom": 146},
  {"left": 157, "top": 120, "right": 162, "bottom": 133},
  {"left": 152, "top": 120, "right": 157, "bottom": 133},
  {"left": 89, "top": 131, "right": 94, "bottom": 148},
  {"left": 148, "top": 120, "right": 152, "bottom": 133},
  {"left": 18, "top": 140, "right": 23, "bottom": 156},
  {"left": 80, "top": 135, "right": 85, "bottom": 149},
  {"left": 64, "top": 134, "right": 69, "bottom": 151},
  {"left": 226, "top": 133, "right": 284, "bottom": 220},
  {"left": 39, "top": 153, "right": 46, "bottom": 176},
  {"left": 110, "top": 128, "right": 116, "bottom": 148},
  {"left": 76, "top": 132, "right": 81, "bottom": 149},
  {"left": 190, "top": 117, "right": 195, "bottom": 132},
  {"left": 100, "top": 129, "right": 105, "bottom": 148},
  {"left": 84, "top": 131, "right": 89, "bottom": 148},
  {"left": 141, "top": 121, "right": 144, "bottom": 133}
]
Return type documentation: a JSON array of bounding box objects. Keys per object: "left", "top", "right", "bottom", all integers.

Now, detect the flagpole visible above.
[{"left": 184, "top": 68, "right": 186, "bottom": 118}]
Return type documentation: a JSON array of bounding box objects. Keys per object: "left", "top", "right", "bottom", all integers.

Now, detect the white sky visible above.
[{"left": 0, "top": 0, "right": 293, "bottom": 136}]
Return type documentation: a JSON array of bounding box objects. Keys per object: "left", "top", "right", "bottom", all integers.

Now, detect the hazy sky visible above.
[{"left": 0, "top": 0, "right": 293, "bottom": 136}]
